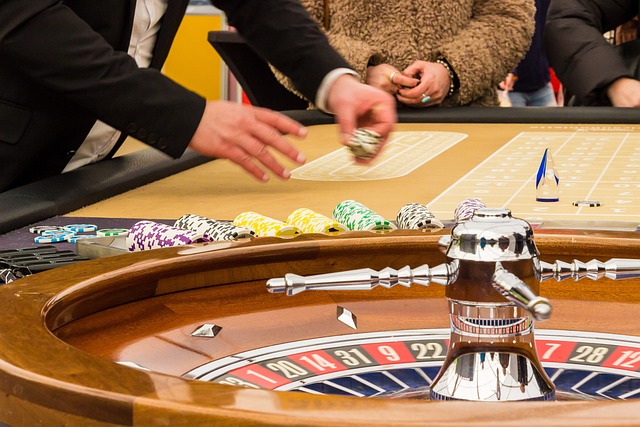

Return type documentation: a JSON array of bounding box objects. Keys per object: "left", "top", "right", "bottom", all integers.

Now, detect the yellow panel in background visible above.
[{"left": 163, "top": 12, "right": 224, "bottom": 101}]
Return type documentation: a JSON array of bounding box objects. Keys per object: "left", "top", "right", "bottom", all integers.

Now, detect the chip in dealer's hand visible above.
[{"left": 347, "top": 128, "right": 381, "bottom": 159}]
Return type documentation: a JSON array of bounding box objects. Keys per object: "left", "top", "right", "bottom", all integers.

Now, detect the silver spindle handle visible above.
[
  {"left": 266, "top": 262, "right": 455, "bottom": 296},
  {"left": 492, "top": 263, "right": 552, "bottom": 321},
  {"left": 537, "top": 258, "right": 640, "bottom": 282}
]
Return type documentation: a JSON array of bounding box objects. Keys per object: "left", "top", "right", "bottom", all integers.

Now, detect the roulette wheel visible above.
[{"left": 1, "top": 209, "right": 640, "bottom": 426}]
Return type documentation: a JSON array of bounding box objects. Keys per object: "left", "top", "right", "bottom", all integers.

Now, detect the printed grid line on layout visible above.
[
  {"left": 291, "top": 131, "right": 467, "bottom": 181},
  {"left": 427, "top": 132, "right": 640, "bottom": 222}
]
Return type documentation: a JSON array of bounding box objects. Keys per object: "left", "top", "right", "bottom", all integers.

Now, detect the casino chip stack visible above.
[
  {"left": 454, "top": 198, "right": 487, "bottom": 223},
  {"left": 233, "top": 211, "right": 300, "bottom": 237},
  {"left": 347, "top": 128, "right": 381, "bottom": 159},
  {"left": 126, "top": 220, "right": 205, "bottom": 251},
  {"left": 175, "top": 214, "right": 254, "bottom": 241},
  {"left": 396, "top": 203, "right": 444, "bottom": 230},
  {"left": 286, "top": 208, "right": 348, "bottom": 235},
  {"left": 96, "top": 228, "right": 129, "bottom": 237},
  {"left": 332, "top": 200, "right": 396, "bottom": 232},
  {"left": 30, "top": 225, "right": 66, "bottom": 236},
  {"left": 31, "top": 224, "right": 101, "bottom": 243},
  {"left": 30, "top": 226, "right": 70, "bottom": 244}
]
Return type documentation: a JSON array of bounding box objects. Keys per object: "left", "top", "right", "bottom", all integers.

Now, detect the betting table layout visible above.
[
  {"left": 430, "top": 127, "right": 640, "bottom": 224},
  {"left": 64, "top": 112, "right": 640, "bottom": 233}
]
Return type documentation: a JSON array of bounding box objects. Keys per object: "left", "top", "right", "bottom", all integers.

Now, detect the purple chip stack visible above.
[
  {"left": 453, "top": 198, "right": 487, "bottom": 223},
  {"left": 126, "top": 220, "right": 205, "bottom": 252}
]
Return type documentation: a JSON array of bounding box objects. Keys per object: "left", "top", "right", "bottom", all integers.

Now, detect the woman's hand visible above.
[
  {"left": 397, "top": 60, "right": 451, "bottom": 107},
  {"left": 366, "top": 64, "right": 419, "bottom": 96},
  {"left": 499, "top": 73, "right": 517, "bottom": 92}
]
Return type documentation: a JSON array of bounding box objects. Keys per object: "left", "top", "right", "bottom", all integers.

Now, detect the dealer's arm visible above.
[{"left": 0, "top": 0, "right": 395, "bottom": 187}]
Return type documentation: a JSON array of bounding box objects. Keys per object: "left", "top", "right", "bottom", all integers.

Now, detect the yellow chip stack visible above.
[
  {"left": 286, "top": 208, "right": 348, "bottom": 235},
  {"left": 233, "top": 211, "right": 300, "bottom": 237}
]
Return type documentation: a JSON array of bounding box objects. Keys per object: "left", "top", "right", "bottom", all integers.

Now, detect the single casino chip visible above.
[
  {"left": 572, "top": 200, "right": 602, "bottom": 207},
  {"left": 29, "top": 225, "right": 65, "bottom": 235},
  {"left": 332, "top": 200, "right": 396, "bottom": 232},
  {"left": 396, "top": 203, "right": 444, "bottom": 230},
  {"left": 175, "top": 214, "right": 254, "bottom": 241},
  {"left": 96, "top": 228, "right": 130, "bottom": 237},
  {"left": 233, "top": 212, "right": 299, "bottom": 237},
  {"left": 286, "top": 208, "right": 348, "bottom": 235},
  {"left": 126, "top": 220, "right": 206, "bottom": 252},
  {"left": 453, "top": 198, "right": 487, "bottom": 223},
  {"left": 65, "top": 234, "right": 102, "bottom": 243},
  {"left": 40, "top": 229, "right": 75, "bottom": 238},
  {"left": 63, "top": 224, "right": 98, "bottom": 233},
  {"left": 347, "top": 128, "right": 381, "bottom": 159},
  {"left": 34, "top": 234, "right": 68, "bottom": 244}
]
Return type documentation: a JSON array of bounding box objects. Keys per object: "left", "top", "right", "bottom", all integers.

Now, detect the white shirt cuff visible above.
[{"left": 315, "top": 68, "right": 359, "bottom": 114}]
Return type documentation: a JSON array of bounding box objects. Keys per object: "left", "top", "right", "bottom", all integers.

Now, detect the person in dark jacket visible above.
[
  {"left": 0, "top": 0, "right": 396, "bottom": 192},
  {"left": 545, "top": 0, "right": 640, "bottom": 107},
  {"left": 501, "top": 0, "right": 558, "bottom": 106}
]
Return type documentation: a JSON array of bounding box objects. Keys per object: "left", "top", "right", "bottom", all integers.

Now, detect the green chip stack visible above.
[{"left": 332, "top": 200, "right": 397, "bottom": 232}]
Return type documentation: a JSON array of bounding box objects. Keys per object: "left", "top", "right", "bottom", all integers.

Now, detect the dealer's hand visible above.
[
  {"left": 326, "top": 74, "right": 397, "bottom": 163},
  {"left": 189, "top": 101, "right": 307, "bottom": 182}
]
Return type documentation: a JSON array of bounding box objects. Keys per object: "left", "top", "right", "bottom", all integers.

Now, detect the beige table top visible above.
[{"left": 70, "top": 122, "right": 640, "bottom": 227}]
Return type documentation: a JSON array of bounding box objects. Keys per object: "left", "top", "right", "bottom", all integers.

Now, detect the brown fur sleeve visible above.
[
  {"left": 269, "top": 0, "right": 382, "bottom": 103},
  {"left": 438, "top": 0, "right": 536, "bottom": 105}
]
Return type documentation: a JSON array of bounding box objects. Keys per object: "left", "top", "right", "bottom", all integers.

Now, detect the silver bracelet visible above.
[{"left": 436, "top": 59, "right": 456, "bottom": 97}]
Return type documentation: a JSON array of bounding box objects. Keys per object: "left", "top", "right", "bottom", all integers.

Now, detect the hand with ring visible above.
[
  {"left": 397, "top": 60, "right": 451, "bottom": 107},
  {"left": 365, "top": 63, "right": 419, "bottom": 96}
]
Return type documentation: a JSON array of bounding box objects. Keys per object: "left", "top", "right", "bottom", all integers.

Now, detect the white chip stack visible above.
[
  {"left": 175, "top": 214, "right": 254, "bottom": 241},
  {"left": 347, "top": 128, "right": 381, "bottom": 159}
]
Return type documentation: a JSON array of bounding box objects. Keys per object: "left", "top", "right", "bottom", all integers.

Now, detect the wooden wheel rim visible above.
[{"left": 1, "top": 230, "right": 640, "bottom": 426}]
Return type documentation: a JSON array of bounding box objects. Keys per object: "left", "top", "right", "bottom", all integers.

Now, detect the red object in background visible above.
[
  {"left": 241, "top": 91, "right": 251, "bottom": 105},
  {"left": 550, "top": 68, "right": 561, "bottom": 93},
  {"left": 549, "top": 67, "right": 565, "bottom": 106}
]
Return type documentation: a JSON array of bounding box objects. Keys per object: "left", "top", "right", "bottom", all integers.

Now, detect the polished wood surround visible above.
[{"left": 1, "top": 230, "right": 640, "bottom": 426}]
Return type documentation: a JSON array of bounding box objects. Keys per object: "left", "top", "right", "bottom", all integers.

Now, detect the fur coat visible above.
[{"left": 274, "top": 0, "right": 535, "bottom": 107}]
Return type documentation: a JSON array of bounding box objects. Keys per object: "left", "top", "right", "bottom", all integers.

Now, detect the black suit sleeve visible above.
[
  {"left": 212, "top": 0, "right": 352, "bottom": 102},
  {"left": 545, "top": 0, "right": 637, "bottom": 105},
  {"left": 0, "top": 0, "right": 351, "bottom": 162},
  {"left": 0, "top": 0, "right": 203, "bottom": 158}
]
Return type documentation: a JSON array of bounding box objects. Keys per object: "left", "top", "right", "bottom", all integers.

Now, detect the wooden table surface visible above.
[
  {"left": 67, "top": 123, "right": 540, "bottom": 221},
  {"left": 1, "top": 231, "right": 640, "bottom": 426},
  {"left": 69, "top": 121, "right": 640, "bottom": 230}
]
